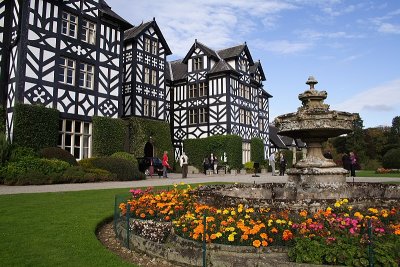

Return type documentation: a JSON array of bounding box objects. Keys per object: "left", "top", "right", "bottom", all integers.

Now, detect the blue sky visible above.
[{"left": 107, "top": 0, "right": 400, "bottom": 128}]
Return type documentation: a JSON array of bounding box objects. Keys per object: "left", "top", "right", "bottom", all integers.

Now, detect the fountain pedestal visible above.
[{"left": 275, "top": 76, "right": 357, "bottom": 200}]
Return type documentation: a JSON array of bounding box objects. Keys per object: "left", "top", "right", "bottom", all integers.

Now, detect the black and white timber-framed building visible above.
[
  {"left": 167, "top": 40, "right": 272, "bottom": 162},
  {"left": 1, "top": 0, "right": 274, "bottom": 163}
]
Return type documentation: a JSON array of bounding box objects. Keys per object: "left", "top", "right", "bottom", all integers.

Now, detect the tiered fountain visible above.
[{"left": 274, "top": 76, "right": 357, "bottom": 199}]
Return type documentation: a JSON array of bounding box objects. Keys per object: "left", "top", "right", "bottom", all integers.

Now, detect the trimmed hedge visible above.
[
  {"left": 40, "top": 147, "right": 78, "bottom": 166},
  {"left": 12, "top": 103, "right": 59, "bottom": 151},
  {"left": 250, "top": 137, "right": 264, "bottom": 164},
  {"left": 0, "top": 132, "right": 10, "bottom": 166},
  {"left": 184, "top": 135, "right": 243, "bottom": 170},
  {"left": 80, "top": 157, "right": 145, "bottom": 181},
  {"left": 92, "top": 116, "right": 126, "bottom": 156},
  {"left": 111, "top": 151, "right": 138, "bottom": 168},
  {"left": 126, "top": 117, "right": 173, "bottom": 159},
  {"left": 382, "top": 148, "right": 400, "bottom": 169}
]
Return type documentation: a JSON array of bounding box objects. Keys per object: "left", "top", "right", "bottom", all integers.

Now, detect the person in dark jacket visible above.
[
  {"left": 279, "top": 153, "right": 287, "bottom": 176},
  {"left": 342, "top": 153, "right": 351, "bottom": 175}
]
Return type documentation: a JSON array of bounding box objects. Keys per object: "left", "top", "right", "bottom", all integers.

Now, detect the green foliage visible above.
[
  {"left": 84, "top": 157, "right": 145, "bottom": 181},
  {"left": 57, "top": 166, "right": 115, "bottom": 183},
  {"left": 1, "top": 158, "right": 70, "bottom": 185},
  {"left": 0, "top": 132, "right": 10, "bottom": 166},
  {"left": 0, "top": 105, "right": 5, "bottom": 134},
  {"left": 281, "top": 149, "right": 294, "bottom": 168},
  {"left": 39, "top": 147, "right": 78, "bottom": 166},
  {"left": 250, "top": 137, "right": 264, "bottom": 163},
  {"left": 244, "top": 161, "right": 254, "bottom": 173},
  {"left": 363, "top": 159, "right": 381, "bottom": 171},
  {"left": 92, "top": 116, "right": 126, "bottom": 157},
  {"left": 184, "top": 135, "right": 242, "bottom": 170},
  {"left": 111, "top": 151, "right": 138, "bottom": 167},
  {"left": 9, "top": 146, "right": 37, "bottom": 162},
  {"left": 382, "top": 148, "right": 400, "bottom": 169},
  {"left": 126, "top": 117, "right": 173, "bottom": 159},
  {"left": 12, "top": 103, "right": 59, "bottom": 151},
  {"left": 289, "top": 236, "right": 400, "bottom": 266}
]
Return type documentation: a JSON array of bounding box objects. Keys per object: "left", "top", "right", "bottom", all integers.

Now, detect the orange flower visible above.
[
  {"left": 241, "top": 234, "right": 249, "bottom": 240},
  {"left": 210, "top": 234, "right": 218, "bottom": 240},
  {"left": 253, "top": 240, "right": 261, "bottom": 248},
  {"left": 262, "top": 240, "right": 268, "bottom": 247},
  {"left": 140, "top": 213, "right": 146, "bottom": 218},
  {"left": 299, "top": 210, "right": 307, "bottom": 217},
  {"left": 164, "top": 216, "right": 170, "bottom": 221},
  {"left": 283, "top": 230, "right": 293, "bottom": 241},
  {"left": 271, "top": 227, "right": 278, "bottom": 234},
  {"left": 260, "top": 233, "right": 268, "bottom": 239}
]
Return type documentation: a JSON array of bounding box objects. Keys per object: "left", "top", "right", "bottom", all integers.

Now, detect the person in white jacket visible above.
[
  {"left": 269, "top": 153, "right": 276, "bottom": 176},
  {"left": 179, "top": 152, "right": 189, "bottom": 178}
]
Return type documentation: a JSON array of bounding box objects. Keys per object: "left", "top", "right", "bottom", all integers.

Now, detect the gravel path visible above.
[{"left": 0, "top": 172, "right": 399, "bottom": 195}]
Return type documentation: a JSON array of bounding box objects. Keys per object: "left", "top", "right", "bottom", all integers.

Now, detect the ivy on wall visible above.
[
  {"left": 13, "top": 103, "right": 59, "bottom": 151},
  {"left": 126, "top": 117, "right": 173, "bottom": 159},
  {"left": 92, "top": 116, "right": 126, "bottom": 156},
  {"left": 184, "top": 135, "right": 243, "bottom": 170},
  {"left": 250, "top": 137, "right": 264, "bottom": 163}
]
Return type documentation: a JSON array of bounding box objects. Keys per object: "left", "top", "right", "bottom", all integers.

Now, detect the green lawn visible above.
[
  {"left": 357, "top": 170, "right": 400, "bottom": 178},
  {"left": 0, "top": 188, "right": 136, "bottom": 267}
]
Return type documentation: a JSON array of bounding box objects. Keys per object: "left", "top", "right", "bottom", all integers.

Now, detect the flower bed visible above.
[{"left": 118, "top": 184, "right": 400, "bottom": 266}]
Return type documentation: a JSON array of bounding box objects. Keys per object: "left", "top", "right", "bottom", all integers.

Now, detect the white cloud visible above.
[
  {"left": 370, "top": 9, "right": 400, "bottom": 35},
  {"left": 378, "top": 23, "right": 400, "bottom": 34},
  {"left": 332, "top": 79, "right": 400, "bottom": 113},
  {"left": 252, "top": 39, "right": 313, "bottom": 55}
]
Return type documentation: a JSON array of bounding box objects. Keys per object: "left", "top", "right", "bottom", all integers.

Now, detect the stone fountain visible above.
[{"left": 274, "top": 76, "right": 357, "bottom": 199}]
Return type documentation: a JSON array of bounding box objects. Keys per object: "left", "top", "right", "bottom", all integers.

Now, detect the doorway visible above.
[{"left": 144, "top": 142, "right": 154, "bottom": 157}]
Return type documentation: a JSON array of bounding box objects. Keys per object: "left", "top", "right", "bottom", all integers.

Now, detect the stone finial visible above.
[{"left": 306, "top": 76, "right": 318, "bottom": 90}]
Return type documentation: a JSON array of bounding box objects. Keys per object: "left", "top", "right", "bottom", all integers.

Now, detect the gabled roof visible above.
[
  {"left": 182, "top": 40, "right": 219, "bottom": 63},
  {"left": 99, "top": 1, "right": 132, "bottom": 30},
  {"left": 209, "top": 59, "right": 240, "bottom": 75},
  {"left": 124, "top": 19, "right": 172, "bottom": 55},
  {"left": 260, "top": 88, "right": 273, "bottom": 98},
  {"left": 217, "top": 44, "right": 254, "bottom": 64},
  {"left": 268, "top": 125, "right": 287, "bottom": 149},
  {"left": 169, "top": 60, "right": 187, "bottom": 81},
  {"left": 250, "top": 60, "right": 266, "bottom": 81}
]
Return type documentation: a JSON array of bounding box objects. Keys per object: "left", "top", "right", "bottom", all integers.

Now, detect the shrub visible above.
[
  {"left": 244, "top": 161, "right": 254, "bottom": 173},
  {"left": 12, "top": 103, "right": 59, "bottom": 151},
  {"left": 382, "top": 148, "right": 400, "bottom": 169},
  {"left": 89, "top": 157, "right": 145, "bottom": 181},
  {"left": 78, "top": 158, "right": 94, "bottom": 169},
  {"left": 9, "top": 146, "right": 37, "bottom": 162},
  {"left": 58, "top": 166, "right": 115, "bottom": 183},
  {"left": 250, "top": 137, "right": 264, "bottom": 164},
  {"left": 0, "top": 132, "right": 10, "bottom": 166},
  {"left": 1, "top": 158, "right": 69, "bottom": 185},
  {"left": 111, "top": 151, "right": 138, "bottom": 167},
  {"left": 92, "top": 116, "right": 126, "bottom": 156},
  {"left": 39, "top": 147, "right": 78, "bottom": 166}
]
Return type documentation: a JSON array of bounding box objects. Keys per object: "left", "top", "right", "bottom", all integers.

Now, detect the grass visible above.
[
  {"left": 0, "top": 188, "right": 137, "bottom": 267},
  {"left": 357, "top": 170, "right": 400, "bottom": 178}
]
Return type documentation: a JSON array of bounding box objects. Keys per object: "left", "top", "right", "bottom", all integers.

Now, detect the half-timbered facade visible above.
[
  {"left": 122, "top": 19, "right": 172, "bottom": 122},
  {"left": 1, "top": 0, "right": 131, "bottom": 159},
  {"left": 168, "top": 40, "right": 272, "bottom": 162}
]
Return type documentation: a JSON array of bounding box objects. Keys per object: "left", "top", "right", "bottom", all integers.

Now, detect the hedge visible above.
[
  {"left": 92, "top": 116, "right": 126, "bottom": 156},
  {"left": 250, "top": 137, "right": 264, "bottom": 164},
  {"left": 184, "top": 135, "right": 242, "bottom": 170},
  {"left": 382, "top": 148, "right": 400, "bottom": 169},
  {"left": 12, "top": 103, "right": 59, "bottom": 151},
  {"left": 126, "top": 117, "right": 173, "bottom": 159}
]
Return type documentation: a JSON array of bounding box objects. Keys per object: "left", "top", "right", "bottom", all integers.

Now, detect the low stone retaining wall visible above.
[{"left": 115, "top": 219, "right": 338, "bottom": 267}]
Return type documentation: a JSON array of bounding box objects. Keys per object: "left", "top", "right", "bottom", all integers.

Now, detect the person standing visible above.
[
  {"left": 269, "top": 153, "right": 276, "bottom": 176},
  {"left": 162, "top": 151, "right": 170, "bottom": 178},
  {"left": 209, "top": 153, "right": 217, "bottom": 174},
  {"left": 349, "top": 151, "right": 357, "bottom": 177},
  {"left": 342, "top": 153, "right": 351, "bottom": 175},
  {"left": 180, "top": 152, "right": 189, "bottom": 178},
  {"left": 279, "top": 153, "right": 287, "bottom": 176},
  {"left": 202, "top": 156, "right": 209, "bottom": 175}
]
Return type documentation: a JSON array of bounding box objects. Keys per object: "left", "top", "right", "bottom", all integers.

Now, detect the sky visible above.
[{"left": 107, "top": 0, "right": 400, "bottom": 129}]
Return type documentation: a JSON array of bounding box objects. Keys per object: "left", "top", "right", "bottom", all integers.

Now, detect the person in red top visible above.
[{"left": 162, "top": 151, "right": 170, "bottom": 178}]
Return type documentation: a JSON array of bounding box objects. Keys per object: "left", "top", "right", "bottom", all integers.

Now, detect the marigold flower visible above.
[
  {"left": 140, "top": 213, "right": 146, "bottom": 218},
  {"left": 262, "top": 240, "right": 268, "bottom": 247},
  {"left": 260, "top": 233, "right": 268, "bottom": 239},
  {"left": 271, "top": 227, "right": 278, "bottom": 234},
  {"left": 282, "top": 230, "right": 293, "bottom": 241},
  {"left": 253, "top": 240, "right": 261, "bottom": 248},
  {"left": 299, "top": 210, "right": 307, "bottom": 217},
  {"left": 241, "top": 234, "right": 249, "bottom": 240}
]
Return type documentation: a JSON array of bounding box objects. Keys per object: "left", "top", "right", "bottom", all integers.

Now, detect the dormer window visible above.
[
  {"left": 240, "top": 59, "right": 247, "bottom": 72},
  {"left": 193, "top": 57, "right": 203, "bottom": 71}
]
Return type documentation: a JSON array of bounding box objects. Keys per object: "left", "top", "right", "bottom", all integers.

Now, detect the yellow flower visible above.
[
  {"left": 216, "top": 209, "right": 222, "bottom": 214},
  {"left": 228, "top": 232, "right": 236, "bottom": 242},
  {"left": 231, "top": 210, "right": 236, "bottom": 216},
  {"left": 223, "top": 209, "right": 230, "bottom": 215},
  {"left": 334, "top": 202, "right": 341, "bottom": 208}
]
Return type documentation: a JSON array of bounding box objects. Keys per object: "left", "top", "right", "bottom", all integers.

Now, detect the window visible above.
[
  {"left": 143, "top": 98, "right": 150, "bottom": 116},
  {"left": 240, "top": 109, "right": 245, "bottom": 124},
  {"left": 151, "top": 41, "right": 158, "bottom": 55},
  {"left": 246, "top": 110, "right": 252, "bottom": 125},
  {"left": 242, "top": 142, "right": 251, "bottom": 164},
  {"left": 239, "top": 84, "right": 245, "bottom": 98},
  {"left": 259, "top": 119, "right": 263, "bottom": 131},
  {"left": 79, "top": 62, "right": 94, "bottom": 89},
  {"left": 189, "top": 84, "right": 197, "bottom": 98},
  {"left": 58, "top": 119, "right": 92, "bottom": 160},
  {"left": 193, "top": 57, "right": 203, "bottom": 71},
  {"left": 144, "top": 38, "right": 151, "bottom": 52},
  {"left": 245, "top": 86, "right": 250, "bottom": 99},
  {"left": 59, "top": 57, "right": 75, "bottom": 85},
  {"left": 62, "top": 12, "right": 78, "bottom": 38},
  {"left": 144, "top": 68, "right": 150, "bottom": 84},
  {"left": 258, "top": 98, "right": 263, "bottom": 109},
  {"left": 189, "top": 109, "right": 197, "bottom": 124},
  {"left": 240, "top": 59, "right": 247, "bottom": 72},
  {"left": 199, "top": 82, "right": 208, "bottom": 97},
  {"left": 199, "top": 108, "right": 208, "bottom": 123},
  {"left": 82, "top": 19, "right": 96, "bottom": 44},
  {"left": 151, "top": 70, "right": 157, "bottom": 86},
  {"left": 151, "top": 100, "right": 157, "bottom": 117}
]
